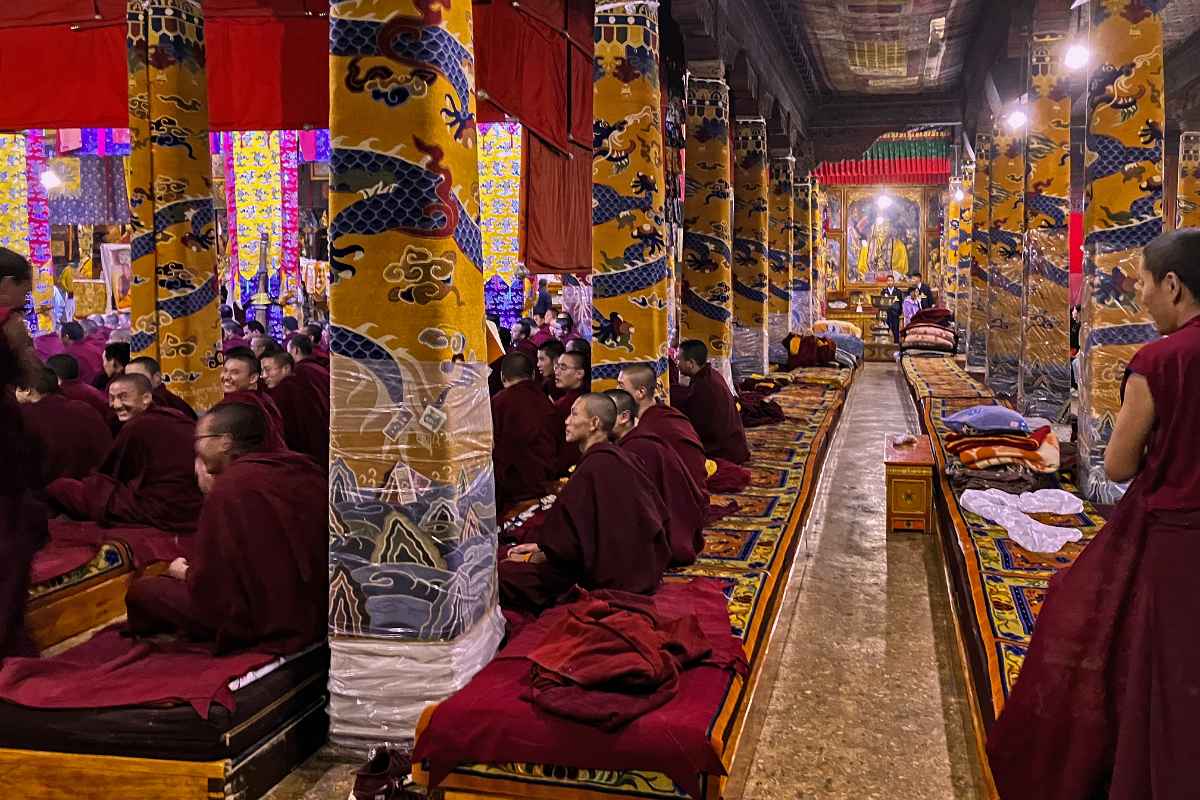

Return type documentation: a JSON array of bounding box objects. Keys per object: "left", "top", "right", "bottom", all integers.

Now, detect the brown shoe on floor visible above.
[{"left": 351, "top": 747, "right": 413, "bottom": 800}]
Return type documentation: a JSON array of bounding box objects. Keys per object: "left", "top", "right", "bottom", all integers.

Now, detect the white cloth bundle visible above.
[{"left": 959, "top": 488, "right": 1084, "bottom": 553}]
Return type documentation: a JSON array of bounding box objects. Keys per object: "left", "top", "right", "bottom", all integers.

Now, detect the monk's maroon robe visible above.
[
  {"left": 293, "top": 357, "right": 330, "bottom": 399},
  {"left": 20, "top": 394, "right": 113, "bottom": 484},
  {"left": 551, "top": 387, "right": 583, "bottom": 475},
  {"left": 636, "top": 404, "right": 708, "bottom": 488},
  {"left": 528, "top": 325, "right": 555, "bottom": 348},
  {"left": 987, "top": 315, "right": 1200, "bottom": 799},
  {"left": 60, "top": 378, "right": 113, "bottom": 425},
  {"left": 675, "top": 364, "right": 750, "bottom": 464},
  {"left": 46, "top": 405, "right": 202, "bottom": 533},
  {"left": 213, "top": 390, "right": 290, "bottom": 452},
  {"left": 266, "top": 374, "right": 329, "bottom": 466},
  {"left": 491, "top": 379, "right": 558, "bottom": 511},
  {"left": 619, "top": 430, "right": 708, "bottom": 566},
  {"left": 63, "top": 340, "right": 103, "bottom": 384},
  {"left": 125, "top": 450, "right": 328, "bottom": 655},
  {"left": 153, "top": 384, "right": 197, "bottom": 420},
  {"left": 500, "top": 442, "right": 671, "bottom": 611}
]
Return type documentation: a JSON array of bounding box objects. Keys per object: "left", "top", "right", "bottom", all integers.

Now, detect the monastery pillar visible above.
[
  {"left": 986, "top": 127, "right": 1024, "bottom": 399},
  {"left": 967, "top": 133, "right": 992, "bottom": 369},
  {"left": 1019, "top": 31, "right": 1072, "bottom": 418},
  {"left": 1079, "top": 3, "right": 1165, "bottom": 502},
  {"left": 956, "top": 173, "right": 974, "bottom": 350},
  {"left": 943, "top": 183, "right": 961, "bottom": 321},
  {"left": 813, "top": 184, "right": 828, "bottom": 321},
  {"left": 1176, "top": 132, "right": 1200, "bottom": 227},
  {"left": 731, "top": 118, "right": 769, "bottom": 378},
  {"left": 767, "top": 154, "right": 795, "bottom": 363},
  {"left": 792, "top": 178, "right": 813, "bottom": 332},
  {"left": 327, "top": 0, "right": 503, "bottom": 747},
  {"left": 592, "top": 4, "right": 669, "bottom": 393},
  {"left": 681, "top": 64, "right": 734, "bottom": 385},
  {"left": 125, "top": 0, "right": 222, "bottom": 412}
]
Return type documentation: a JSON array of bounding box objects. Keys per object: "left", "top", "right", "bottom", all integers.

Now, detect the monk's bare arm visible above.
[{"left": 1105, "top": 373, "right": 1156, "bottom": 483}]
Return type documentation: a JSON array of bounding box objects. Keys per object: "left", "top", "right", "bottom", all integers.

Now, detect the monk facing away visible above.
[
  {"left": 15, "top": 366, "right": 112, "bottom": 485},
  {"left": 674, "top": 339, "right": 750, "bottom": 464},
  {"left": 287, "top": 333, "right": 331, "bottom": 396},
  {"left": 260, "top": 350, "right": 330, "bottom": 466},
  {"left": 47, "top": 352, "right": 113, "bottom": 425},
  {"left": 125, "top": 356, "right": 197, "bottom": 420},
  {"left": 987, "top": 229, "right": 1200, "bottom": 799},
  {"left": 45, "top": 373, "right": 203, "bottom": 533},
  {"left": 617, "top": 362, "right": 708, "bottom": 487},
  {"left": 125, "top": 401, "right": 328, "bottom": 655},
  {"left": 490, "top": 352, "right": 559, "bottom": 512},
  {"left": 500, "top": 393, "right": 671, "bottom": 612}
]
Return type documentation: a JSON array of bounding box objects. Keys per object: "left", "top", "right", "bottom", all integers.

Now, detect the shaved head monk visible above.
[
  {"left": 126, "top": 356, "right": 197, "bottom": 420},
  {"left": 16, "top": 366, "right": 112, "bottom": 485},
  {"left": 674, "top": 340, "right": 750, "bottom": 464},
  {"left": 260, "top": 350, "right": 330, "bottom": 466},
  {"left": 45, "top": 373, "right": 203, "bottom": 532},
  {"left": 500, "top": 393, "right": 671, "bottom": 612},
  {"left": 47, "top": 352, "right": 112, "bottom": 424},
  {"left": 617, "top": 363, "right": 708, "bottom": 486},
  {"left": 536, "top": 339, "right": 566, "bottom": 399},
  {"left": 287, "top": 334, "right": 331, "bottom": 397},
  {"left": 125, "top": 401, "right": 328, "bottom": 654},
  {"left": 606, "top": 389, "right": 708, "bottom": 567},
  {"left": 551, "top": 350, "right": 589, "bottom": 473},
  {"left": 491, "top": 352, "right": 558, "bottom": 511}
]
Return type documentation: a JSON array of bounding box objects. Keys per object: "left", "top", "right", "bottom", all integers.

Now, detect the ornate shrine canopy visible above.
[{"left": 812, "top": 130, "right": 952, "bottom": 186}]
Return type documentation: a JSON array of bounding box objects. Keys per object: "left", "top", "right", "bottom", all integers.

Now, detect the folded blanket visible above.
[
  {"left": 706, "top": 459, "right": 751, "bottom": 494},
  {"left": 904, "top": 324, "right": 956, "bottom": 345},
  {"left": 957, "top": 430, "right": 1060, "bottom": 474},
  {"left": 738, "top": 391, "right": 786, "bottom": 428},
  {"left": 945, "top": 433, "right": 1041, "bottom": 454},
  {"left": 906, "top": 308, "right": 954, "bottom": 329}
]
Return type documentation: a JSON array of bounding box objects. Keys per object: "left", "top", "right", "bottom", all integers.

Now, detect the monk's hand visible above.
[
  {"left": 167, "top": 557, "right": 190, "bottom": 580},
  {"left": 506, "top": 543, "right": 542, "bottom": 563}
]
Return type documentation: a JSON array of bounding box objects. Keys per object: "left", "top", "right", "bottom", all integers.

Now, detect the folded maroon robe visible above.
[
  {"left": 706, "top": 458, "right": 752, "bottom": 494},
  {"left": 126, "top": 450, "right": 329, "bottom": 655},
  {"left": 499, "top": 443, "right": 671, "bottom": 612},
  {"left": 675, "top": 364, "right": 750, "bottom": 464},
  {"left": 737, "top": 390, "right": 786, "bottom": 428},
  {"left": 48, "top": 519, "right": 191, "bottom": 568},
  {"left": 46, "top": 405, "right": 203, "bottom": 533},
  {"left": 619, "top": 431, "right": 707, "bottom": 566},
  {"left": 266, "top": 374, "right": 329, "bottom": 466},
  {"left": 59, "top": 378, "right": 114, "bottom": 425},
  {"left": 153, "top": 384, "right": 197, "bottom": 420},
  {"left": 20, "top": 393, "right": 113, "bottom": 484},
  {"left": 491, "top": 379, "right": 558, "bottom": 511},
  {"left": 636, "top": 403, "right": 709, "bottom": 488}
]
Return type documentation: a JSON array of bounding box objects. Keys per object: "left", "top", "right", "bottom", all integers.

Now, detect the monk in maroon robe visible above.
[
  {"left": 125, "top": 401, "right": 328, "bottom": 654},
  {"left": 551, "top": 350, "right": 587, "bottom": 475},
  {"left": 987, "top": 230, "right": 1200, "bottom": 799},
  {"left": 509, "top": 319, "right": 539, "bottom": 362},
  {"left": 617, "top": 363, "right": 708, "bottom": 487},
  {"left": 60, "top": 321, "right": 103, "bottom": 384},
  {"left": 47, "top": 353, "right": 114, "bottom": 425},
  {"left": 16, "top": 366, "right": 112, "bottom": 484},
  {"left": 606, "top": 389, "right": 708, "bottom": 567},
  {"left": 491, "top": 352, "right": 558, "bottom": 511},
  {"left": 674, "top": 339, "right": 750, "bottom": 464},
  {"left": 537, "top": 339, "right": 566, "bottom": 400},
  {"left": 287, "top": 333, "right": 331, "bottom": 397},
  {"left": 46, "top": 374, "right": 203, "bottom": 533},
  {"left": 125, "top": 355, "right": 197, "bottom": 420},
  {"left": 528, "top": 308, "right": 557, "bottom": 348},
  {"left": 261, "top": 351, "right": 330, "bottom": 466}
]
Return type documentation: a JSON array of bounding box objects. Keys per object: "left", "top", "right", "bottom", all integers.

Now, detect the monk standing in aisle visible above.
[
  {"left": 987, "top": 229, "right": 1200, "bottom": 799},
  {"left": 46, "top": 374, "right": 203, "bottom": 532},
  {"left": 674, "top": 339, "right": 750, "bottom": 464},
  {"left": 490, "top": 352, "right": 558, "bottom": 511},
  {"left": 500, "top": 393, "right": 670, "bottom": 612},
  {"left": 15, "top": 367, "right": 112, "bottom": 484},
  {"left": 125, "top": 356, "right": 197, "bottom": 420},
  {"left": 125, "top": 402, "right": 328, "bottom": 654},
  {"left": 617, "top": 363, "right": 708, "bottom": 487},
  {"left": 260, "top": 351, "right": 330, "bottom": 466}
]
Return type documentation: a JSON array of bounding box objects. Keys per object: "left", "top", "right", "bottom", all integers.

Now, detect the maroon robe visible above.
[
  {"left": 20, "top": 394, "right": 113, "bottom": 484},
  {"left": 266, "top": 374, "right": 329, "bottom": 466},
  {"left": 513, "top": 338, "right": 538, "bottom": 362},
  {"left": 528, "top": 325, "right": 555, "bottom": 348},
  {"left": 987, "top": 315, "right": 1200, "bottom": 799},
  {"left": 636, "top": 404, "right": 709, "bottom": 488},
  {"left": 500, "top": 442, "right": 671, "bottom": 612},
  {"left": 214, "top": 390, "right": 289, "bottom": 453},
  {"left": 491, "top": 379, "right": 558, "bottom": 511},
  {"left": 619, "top": 430, "right": 708, "bottom": 566},
  {"left": 293, "top": 357, "right": 331, "bottom": 399},
  {"left": 60, "top": 378, "right": 113, "bottom": 424},
  {"left": 221, "top": 335, "right": 250, "bottom": 353},
  {"left": 552, "top": 387, "right": 583, "bottom": 475},
  {"left": 125, "top": 450, "right": 328, "bottom": 655},
  {"left": 63, "top": 340, "right": 103, "bottom": 384},
  {"left": 675, "top": 364, "right": 750, "bottom": 464},
  {"left": 153, "top": 384, "right": 197, "bottom": 420},
  {"left": 46, "top": 405, "right": 202, "bottom": 533}
]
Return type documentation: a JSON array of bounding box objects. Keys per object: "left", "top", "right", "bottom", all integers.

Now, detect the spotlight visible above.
[
  {"left": 39, "top": 170, "right": 62, "bottom": 190},
  {"left": 1005, "top": 110, "right": 1028, "bottom": 130},
  {"left": 1064, "top": 44, "right": 1089, "bottom": 70},
  {"left": 875, "top": 215, "right": 886, "bottom": 225},
  {"left": 876, "top": 195, "right": 893, "bottom": 209},
  {"left": 954, "top": 188, "right": 965, "bottom": 203}
]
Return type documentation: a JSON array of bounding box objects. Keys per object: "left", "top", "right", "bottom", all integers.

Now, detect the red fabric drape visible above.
[
  {"left": 812, "top": 158, "right": 951, "bottom": 186},
  {"left": 525, "top": 136, "right": 591, "bottom": 274}
]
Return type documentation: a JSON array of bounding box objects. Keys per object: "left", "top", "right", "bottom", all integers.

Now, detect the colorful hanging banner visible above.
[
  {"left": 479, "top": 122, "right": 522, "bottom": 287},
  {"left": 25, "top": 130, "right": 54, "bottom": 332}
]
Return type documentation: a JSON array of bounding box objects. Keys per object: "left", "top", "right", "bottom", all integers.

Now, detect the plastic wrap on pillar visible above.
[
  {"left": 731, "top": 119, "right": 768, "bottom": 378},
  {"left": 1019, "top": 32, "right": 1071, "bottom": 419},
  {"left": 791, "top": 180, "right": 812, "bottom": 333},
  {"left": 986, "top": 130, "right": 1022, "bottom": 398},
  {"left": 968, "top": 135, "right": 992, "bottom": 369},
  {"left": 943, "top": 185, "right": 961, "bottom": 318},
  {"left": 956, "top": 174, "right": 974, "bottom": 351},
  {"left": 126, "top": 0, "right": 222, "bottom": 413},
  {"left": 681, "top": 74, "right": 734, "bottom": 385},
  {"left": 1080, "top": 2, "right": 1164, "bottom": 503},
  {"left": 1176, "top": 132, "right": 1200, "bottom": 227},
  {"left": 664, "top": 92, "right": 685, "bottom": 349},
  {"left": 592, "top": 4, "right": 669, "bottom": 393},
  {"left": 327, "top": 0, "right": 503, "bottom": 747},
  {"left": 813, "top": 185, "right": 828, "bottom": 321},
  {"left": 767, "top": 156, "right": 794, "bottom": 364}
]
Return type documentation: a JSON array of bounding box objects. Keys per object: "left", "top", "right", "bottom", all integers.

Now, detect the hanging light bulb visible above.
[
  {"left": 954, "top": 187, "right": 965, "bottom": 203},
  {"left": 1064, "top": 43, "right": 1089, "bottom": 70},
  {"left": 876, "top": 194, "right": 893, "bottom": 209},
  {"left": 1005, "top": 109, "right": 1028, "bottom": 130},
  {"left": 39, "top": 170, "right": 62, "bottom": 190}
]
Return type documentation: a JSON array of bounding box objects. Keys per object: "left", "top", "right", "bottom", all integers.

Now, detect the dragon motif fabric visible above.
[
  {"left": 986, "top": 130, "right": 1024, "bottom": 401},
  {"left": 731, "top": 119, "right": 769, "bottom": 379},
  {"left": 969, "top": 134, "right": 992, "bottom": 370},
  {"left": 792, "top": 180, "right": 813, "bottom": 334},
  {"left": 767, "top": 157, "right": 794, "bottom": 364}
]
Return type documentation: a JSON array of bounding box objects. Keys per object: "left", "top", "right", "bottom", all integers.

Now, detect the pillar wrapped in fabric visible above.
[
  {"left": 955, "top": 172, "right": 974, "bottom": 351},
  {"left": 943, "top": 184, "right": 961, "bottom": 319},
  {"left": 731, "top": 118, "right": 769, "bottom": 378},
  {"left": 592, "top": 3, "right": 669, "bottom": 393},
  {"left": 1080, "top": 2, "right": 1164, "bottom": 503},
  {"left": 767, "top": 155, "right": 794, "bottom": 364},
  {"left": 1019, "top": 31, "right": 1072, "bottom": 419},
  {"left": 681, "top": 67, "right": 734, "bottom": 387},
  {"left": 125, "top": 0, "right": 222, "bottom": 412},
  {"left": 813, "top": 184, "right": 828, "bottom": 321},
  {"left": 327, "top": 0, "right": 503, "bottom": 747},
  {"left": 792, "top": 179, "right": 813, "bottom": 333},
  {"left": 968, "top": 134, "right": 992, "bottom": 369},
  {"left": 986, "top": 129, "right": 1022, "bottom": 398},
  {"left": 1177, "top": 132, "right": 1200, "bottom": 228}
]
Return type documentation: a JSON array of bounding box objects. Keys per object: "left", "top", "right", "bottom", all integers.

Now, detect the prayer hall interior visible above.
[{"left": 2, "top": 0, "right": 1200, "bottom": 798}]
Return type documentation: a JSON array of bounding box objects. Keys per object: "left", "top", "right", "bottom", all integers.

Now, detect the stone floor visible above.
[{"left": 267, "top": 362, "right": 983, "bottom": 800}]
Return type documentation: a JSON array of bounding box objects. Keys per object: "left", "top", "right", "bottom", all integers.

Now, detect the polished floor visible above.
[{"left": 267, "top": 362, "right": 982, "bottom": 800}]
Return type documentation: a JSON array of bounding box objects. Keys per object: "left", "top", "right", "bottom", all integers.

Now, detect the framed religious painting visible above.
[
  {"left": 844, "top": 186, "right": 923, "bottom": 288},
  {"left": 825, "top": 235, "right": 842, "bottom": 293},
  {"left": 826, "top": 189, "right": 843, "bottom": 232}
]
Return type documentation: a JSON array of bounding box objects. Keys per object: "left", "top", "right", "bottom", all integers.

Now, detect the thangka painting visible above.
[{"left": 845, "top": 186, "right": 921, "bottom": 286}]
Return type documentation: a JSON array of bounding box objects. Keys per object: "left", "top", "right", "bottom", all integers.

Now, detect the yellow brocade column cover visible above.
[
  {"left": 125, "top": 0, "right": 222, "bottom": 412},
  {"left": 592, "top": 4, "right": 669, "bottom": 394},
  {"left": 813, "top": 184, "right": 828, "bottom": 321},
  {"left": 943, "top": 184, "right": 961, "bottom": 319},
  {"left": 731, "top": 118, "right": 769, "bottom": 377},
  {"left": 681, "top": 70, "right": 734, "bottom": 384},
  {"left": 767, "top": 155, "right": 794, "bottom": 363},
  {"left": 1080, "top": 1, "right": 1164, "bottom": 503},
  {"left": 968, "top": 135, "right": 992, "bottom": 368},
  {"left": 1019, "top": 31, "right": 1072, "bottom": 418},
  {"left": 956, "top": 174, "right": 974, "bottom": 350},
  {"left": 1176, "top": 132, "right": 1200, "bottom": 227},
  {"left": 792, "top": 178, "right": 813, "bottom": 332},
  {"left": 327, "top": 0, "right": 502, "bottom": 746},
  {"left": 986, "top": 129, "right": 1023, "bottom": 398}
]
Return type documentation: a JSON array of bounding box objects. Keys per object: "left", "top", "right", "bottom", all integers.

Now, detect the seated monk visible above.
[
  {"left": 250, "top": 334, "right": 281, "bottom": 359},
  {"left": 303, "top": 323, "right": 330, "bottom": 361},
  {"left": 45, "top": 374, "right": 203, "bottom": 532},
  {"left": 47, "top": 353, "right": 113, "bottom": 424},
  {"left": 125, "top": 401, "right": 328, "bottom": 654},
  {"left": 605, "top": 389, "right": 708, "bottom": 567},
  {"left": 15, "top": 366, "right": 112, "bottom": 485},
  {"left": 221, "top": 349, "right": 264, "bottom": 395},
  {"left": 550, "top": 350, "right": 588, "bottom": 475},
  {"left": 287, "top": 333, "right": 331, "bottom": 397},
  {"left": 491, "top": 352, "right": 558, "bottom": 511},
  {"left": 509, "top": 318, "right": 539, "bottom": 362},
  {"left": 617, "top": 363, "right": 708, "bottom": 487},
  {"left": 674, "top": 339, "right": 750, "bottom": 464},
  {"left": 499, "top": 393, "right": 671, "bottom": 612},
  {"left": 536, "top": 338, "right": 566, "bottom": 399},
  {"left": 94, "top": 341, "right": 129, "bottom": 393},
  {"left": 125, "top": 356, "right": 197, "bottom": 420},
  {"left": 60, "top": 321, "right": 103, "bottom": 384},
  {"left": 260, "top": 351, "right": 330, "bottom": 466}
]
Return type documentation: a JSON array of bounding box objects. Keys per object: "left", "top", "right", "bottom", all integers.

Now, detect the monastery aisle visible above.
[{"left": 728, "top": 363, "right": 982, "bottom": 799}]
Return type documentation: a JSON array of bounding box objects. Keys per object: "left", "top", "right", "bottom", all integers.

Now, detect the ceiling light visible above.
[
  {"left": 39, "top": 170, "right": 62, "bottom": 190},
  {"left": 1064, "top": 44, "right": 1089, "bottom": 70},
  {"left": 876, "top": 195, "right": 893, "bottom": 209},
  {"left": 1005, "top": 110, "right": 1028, "bottom": 130},
  {"left": 875, "top": 215, "right": 886, "bottom": 225},
  {"left": 954, "top": 188, "right": 965, "bottom": 203}
]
